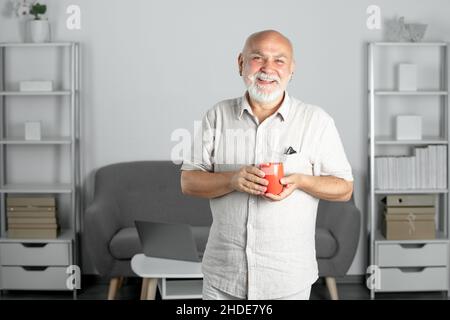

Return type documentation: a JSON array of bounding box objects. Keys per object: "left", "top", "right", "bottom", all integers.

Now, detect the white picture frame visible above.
[
  {"left": 25, "top": 121, "right": 42, "bottom": 140},
  {"left": 398, "top": 64, "right": 417, "bottom": 91}
]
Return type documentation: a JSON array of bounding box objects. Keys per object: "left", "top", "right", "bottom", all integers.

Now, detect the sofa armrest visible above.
[
  {"left": 84, "top": 198, "right": 121, "bottom": 276},
  {"left": 317, "top": 199, "right": 361, "bottom": 276}
]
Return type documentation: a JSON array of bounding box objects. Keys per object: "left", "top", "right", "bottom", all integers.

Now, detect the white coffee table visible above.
[{"left": 131, "top": 254, "right": 203, "bottom": 300}]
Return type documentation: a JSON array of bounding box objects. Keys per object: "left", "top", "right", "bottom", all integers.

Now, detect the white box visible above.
[
  {"left": 396, "top": 115, "right": 422, "bottom": 140},
  {"left": 19, "top": 81, "right": 53, "bottom": 92},
  {"left": 398, "top": 64, "right": 417, "bottom": 91},
  {"left": 25, "top": 121, "right": 41, "bottom": 140}
]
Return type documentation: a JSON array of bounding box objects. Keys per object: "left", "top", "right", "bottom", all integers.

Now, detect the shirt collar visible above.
[{"left": 238, "top": 91, "right": 291, "bottom": 122}]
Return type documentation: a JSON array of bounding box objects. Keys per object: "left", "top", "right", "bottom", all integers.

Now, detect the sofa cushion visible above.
[
  {"left": 109, "top": 226, "right": 210, "bottom": 260},
  {"left": 109, "top": 228, "right": 141, "bottom": 260},
  {"left": 315, "top": 228, "right": 337, "bottom": 258}
]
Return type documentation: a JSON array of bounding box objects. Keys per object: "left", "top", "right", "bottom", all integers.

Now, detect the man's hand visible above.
[
  {"left": 230, "top": 166, "right": 269, "bottom": 195},
  {"left": 263, "top": 173, "right": 354, "bottom": 202},
  {"left": 263, "top": 174, "right": 302, "bottom": 201}
]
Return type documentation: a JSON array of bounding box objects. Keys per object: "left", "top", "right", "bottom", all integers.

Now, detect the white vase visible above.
[{"left": 28, "top": 19, "right": 50, "bottom": 43}]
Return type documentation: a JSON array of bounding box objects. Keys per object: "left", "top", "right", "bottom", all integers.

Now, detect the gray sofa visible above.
[{"left": 84, "top": 161, "right": 360, "bottom": 299}]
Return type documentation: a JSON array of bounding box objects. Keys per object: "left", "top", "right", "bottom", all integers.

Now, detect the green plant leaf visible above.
[{"left": 30, "top": 3, "right": 47, "bottom": 20}]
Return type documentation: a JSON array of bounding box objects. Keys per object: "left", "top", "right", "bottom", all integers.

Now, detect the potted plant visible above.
[{"left": 27, "top": 2, "right": 50, "bottom": 43}]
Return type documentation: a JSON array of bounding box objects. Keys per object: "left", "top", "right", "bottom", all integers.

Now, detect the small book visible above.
[
  {"left": 8, "top": 217, "right": 57, "bottom": 224},
  {"left": 7, "top": 206, "right": 56, "bottom": 212},
  {"left": 6, "top": 196, "right": 55, "bottom": 207},
  {"left": 8, "top": 228, "right": 58, "bottom": 239},
  {"left": 8, "top": 223, "right": 58, "bottom": 229},
  {"left": 7, "top": 211, "right": 56, "bottom": 218}
]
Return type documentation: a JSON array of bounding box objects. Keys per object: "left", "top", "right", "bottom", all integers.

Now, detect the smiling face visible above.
[{"left": 239, "top": 31, "right": 295, "bottom": 106}]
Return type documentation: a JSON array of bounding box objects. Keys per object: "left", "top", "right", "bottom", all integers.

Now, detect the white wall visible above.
[{"left": 1, "top": 0, "right": 450, "bottom": 275}]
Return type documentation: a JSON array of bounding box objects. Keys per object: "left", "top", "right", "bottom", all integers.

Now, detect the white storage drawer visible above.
[
  {"left": 0, "top": 266, "right": 70, "bottom": 290},
  {"left": 377, "top": 267, "right": 448, "bottom": 292},
  {"left": 377, "top": 243, "right": 448, "bottom": 267},
  {"left": 0, "top": 242, "right": 70, "bottom": 266}
]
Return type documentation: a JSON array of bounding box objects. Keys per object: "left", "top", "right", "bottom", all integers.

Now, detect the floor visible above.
[{"left": 0, "top": 277, "right": 448, "bottom": 300}]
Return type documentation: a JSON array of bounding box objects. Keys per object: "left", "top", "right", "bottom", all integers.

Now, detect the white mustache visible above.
[{"left": 248, "top": 72, "right": 280, "bottom": 84}]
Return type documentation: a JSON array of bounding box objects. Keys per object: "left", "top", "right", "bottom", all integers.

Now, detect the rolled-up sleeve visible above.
[
  {"left": 180, "top": 110, "right": 215, "bottom": 172},
  {"left": 315, "top": 118, "right": 354, "bottom": 181}
]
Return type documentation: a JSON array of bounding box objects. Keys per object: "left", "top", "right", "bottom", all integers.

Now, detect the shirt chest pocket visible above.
[{"left": 283, "top": 153, "right": 315, "bottom": 176}]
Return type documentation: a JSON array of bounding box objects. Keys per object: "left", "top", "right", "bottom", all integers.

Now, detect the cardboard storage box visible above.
[{"left": 383, "top": 211, "right": 436, "bottom": 240}]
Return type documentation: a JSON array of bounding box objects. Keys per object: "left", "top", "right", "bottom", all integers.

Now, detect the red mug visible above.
[{"left": 259, "top": 162, "right": 284, "bottom": 195}]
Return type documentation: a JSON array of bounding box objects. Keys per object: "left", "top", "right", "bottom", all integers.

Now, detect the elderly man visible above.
[{"left": 180, "top": 30, "right": 353, "bottom": 300}]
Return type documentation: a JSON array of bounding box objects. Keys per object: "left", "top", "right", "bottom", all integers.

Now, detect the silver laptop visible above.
[{"left": 135, "top": 220, "right": 202, "bottom": 262}]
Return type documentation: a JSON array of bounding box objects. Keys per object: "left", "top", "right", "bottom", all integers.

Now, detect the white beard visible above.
[
  {"left": 247, "top": 84, "right": 284, "bottom": 104},
  {"left": 245, "top": 72, "right": 284, "bottom": 104}
]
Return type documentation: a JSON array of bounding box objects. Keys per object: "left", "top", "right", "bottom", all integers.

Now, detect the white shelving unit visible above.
[
  {"left": 368, "top": 42, "right": 450, "bottom": 299},
  {"left": 0, "top": 42, "right": 80, "bottom": 298}
]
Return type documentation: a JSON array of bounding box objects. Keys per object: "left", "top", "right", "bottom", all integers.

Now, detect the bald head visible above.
[{"left": 242, "top": 30, "right": 294, "bottom": 58}]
